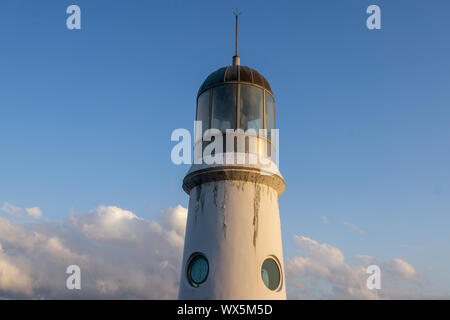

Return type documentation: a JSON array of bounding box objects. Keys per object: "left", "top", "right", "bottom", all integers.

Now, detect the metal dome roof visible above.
[{"left": 197, "top": 65, "right": 273, "bottom": 97}]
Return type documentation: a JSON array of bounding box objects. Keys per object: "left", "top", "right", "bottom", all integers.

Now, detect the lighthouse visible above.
[{"left": 178, "top": 14, "right": 286, "bottom": 300}]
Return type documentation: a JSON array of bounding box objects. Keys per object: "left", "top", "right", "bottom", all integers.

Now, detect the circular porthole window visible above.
[
  {"left": 187, "top": 253, "right": 209, "bottom": 288},
  {"left": 261, "top": 257, "right": 281, "bottom": 291}
]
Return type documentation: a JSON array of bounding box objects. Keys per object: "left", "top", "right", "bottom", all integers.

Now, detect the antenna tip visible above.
[{"left": 233, "top": 8, "right": 241, "bottom": 66}]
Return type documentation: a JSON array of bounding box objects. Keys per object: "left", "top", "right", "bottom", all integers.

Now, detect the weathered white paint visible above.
[{"left": 179, "top": 156, "right": 286, "bottom": 299}]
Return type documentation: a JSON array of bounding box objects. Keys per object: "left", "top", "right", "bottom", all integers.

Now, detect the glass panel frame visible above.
[{"left": 265, "top": 92, "right": 275, "bottom": 140}]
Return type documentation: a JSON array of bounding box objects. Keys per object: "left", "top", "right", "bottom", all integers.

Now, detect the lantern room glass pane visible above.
[
  {"left": 212, "top": 84, "right": 237, "bottom": 132},
  {"left": 265, "top": 92, "right": 275, "bottom": 140},
  {"left": 196, "top": 90, "right": 211, "bottom": 133},
  {"left": 239, "top": 85, "right": 263, "bottom": 131}
]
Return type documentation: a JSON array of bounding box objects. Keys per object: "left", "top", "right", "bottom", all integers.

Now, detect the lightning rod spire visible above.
[{"left": 232, "top": 9, "right": 241, "bottom": 66}]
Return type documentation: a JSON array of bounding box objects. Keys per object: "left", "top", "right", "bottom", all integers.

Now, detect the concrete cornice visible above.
[{"left": 183, "top": 165, "right": 286, "bottom": 196}]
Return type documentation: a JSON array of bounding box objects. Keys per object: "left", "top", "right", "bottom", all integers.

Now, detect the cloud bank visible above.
[
  {"left": 286, "top": 236, "right": 431, "bottom": 299},
  {"left": 0, "top": 204, "right": 441, "bottom": 299},
  {"left": 0, "top": 205, "right": 187, "bottom": 299}
]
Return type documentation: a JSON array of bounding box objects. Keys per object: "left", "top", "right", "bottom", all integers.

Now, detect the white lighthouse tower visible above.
[{"left": 178, "top": 15, "right": 286, "bottom": 300}]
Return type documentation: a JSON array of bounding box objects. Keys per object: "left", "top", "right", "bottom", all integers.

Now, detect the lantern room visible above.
[{"left": 196, "top": 64, "right": 275, "bottom": 142}]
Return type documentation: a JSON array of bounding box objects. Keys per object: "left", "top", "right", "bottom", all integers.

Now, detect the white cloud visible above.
[
  {"left": 385, "top": 258, "right": 417, "bottom": 280},
  {"left": 342, "top": 221, "right": 365, "bottom": 235},
  {"left": 354, "top": 254, "right": 373, "bottom": 265},
  {"left": 293, "top": 236, "right": 345, "bottom": 266},
  {"left": 320, "top": 216, "right": 328, "bottom": 224},
  {"left": 1, "top": 202, "right": 43, "bottom": 219},
  {"left": 159, "top": 205, "right": 188, "bottom": 237},
  {"left": 0, "top": 245, "right": 33, "bottom": 296},
  {"left": 25, "top": 207, "right": 42, "bottom": 218},
  {"left": 70, "top": 205, "right": 143, "bottom": 240},
  {"left": 1, "top": 202, "right": 23, "bottom": 217},
  {"left": 0, "top": 205, "right": 187, "bottom": 299},
  {"left": 286, "top": 235, "right": 430, "bottom": 299}
]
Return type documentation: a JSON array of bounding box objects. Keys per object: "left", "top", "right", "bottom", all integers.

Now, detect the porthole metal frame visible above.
[
  {"left": 260, "top": 255, "right": 283, "bottom": 292},
  {"left": 186, "top": 252, "right": 209, "bottom": 288}
]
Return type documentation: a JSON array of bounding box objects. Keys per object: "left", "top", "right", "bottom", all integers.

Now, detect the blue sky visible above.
[{"left": 0, "top": 0, "right": 449, "bottom": 297}]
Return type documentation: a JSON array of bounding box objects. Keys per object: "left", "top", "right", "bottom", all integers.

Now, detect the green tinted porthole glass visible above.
[
  {"left": 187, "top": 253, "right": 209, "bottom": 288},
  {"left": 261, "top": 257, "right": 281, "bottom": 291}
]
